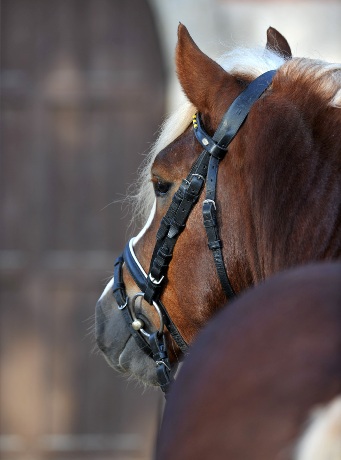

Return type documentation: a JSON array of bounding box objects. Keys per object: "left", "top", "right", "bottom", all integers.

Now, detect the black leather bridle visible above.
[{"left": 113, "top": 70, "right": 276, "bottom": 396}]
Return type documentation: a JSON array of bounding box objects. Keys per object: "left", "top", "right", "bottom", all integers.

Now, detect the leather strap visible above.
[
  {"left": 144, "top": 151, "right": 210, "bottom": 305},
  {"left": 122, "top": 241, "right": 189, "bottom": 354},
  {"left": 195, "top": 70, "right": 276, "bottom": 300},
  {"left": 202, "top": 199, "right": 235, "bottom": 299},
  {"left": 123, "top": 242, "right": 147, "bottom": 291},
  {"left": 149, "top": 332, "right": 173, "bottom": 395},
  {"left": 195, "top": 118, "right": 236, "bottom": 299},
  {"left": 213, "top": 69, "right": 276, "bottom": 148}
]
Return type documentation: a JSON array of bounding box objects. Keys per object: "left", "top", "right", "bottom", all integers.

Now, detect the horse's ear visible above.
[
  {"left": 176, "top": 23, "right": 236, "bottom": 114},
  {"left": 266, "top": 27, "right": 292, "bottom": 59}
]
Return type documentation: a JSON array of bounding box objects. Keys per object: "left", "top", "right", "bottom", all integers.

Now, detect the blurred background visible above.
[{"left": 1, "top": 1, "right": 341, "bottom": 459}]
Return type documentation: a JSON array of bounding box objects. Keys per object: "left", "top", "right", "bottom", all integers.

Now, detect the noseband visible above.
[{"left": 113, "top": 70, "right": 276, "bottom": 396}]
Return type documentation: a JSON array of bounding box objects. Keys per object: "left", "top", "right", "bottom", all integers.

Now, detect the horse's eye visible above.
[{"left": 153, "top": 180, "right": 172, "bottom": 197}]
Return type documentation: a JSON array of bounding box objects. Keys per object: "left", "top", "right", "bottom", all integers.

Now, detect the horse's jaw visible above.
[{"left": 95, "top": 295, "right": 159, "bottom": 387}]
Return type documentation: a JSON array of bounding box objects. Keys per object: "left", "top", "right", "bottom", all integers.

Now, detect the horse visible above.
[
  {"left": 155, "top": 262, "right": 341, "bottom": 460},
  {"left": 95, "top": 25, "right": 341, "bottom": 393}
]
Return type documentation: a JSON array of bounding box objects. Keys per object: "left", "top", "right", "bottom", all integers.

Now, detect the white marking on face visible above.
[
  {"left": 98, "top": 200, "right": 156, "bottom": 301},
  {"left": 99, "top": 277, "right": 114, "bottom": 301},
  {"left": 132, "top": 200, "right": 156, "bottom": 245},
  {"left": 129, "top": 238, "right": 147, "bottom": 278},
  {"left": 130, "top": 200, "right": 156, "bottom": 278}
]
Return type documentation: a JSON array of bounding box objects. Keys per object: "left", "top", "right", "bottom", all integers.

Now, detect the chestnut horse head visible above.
[{"left": 95, "top": 25, "right": 341, "bottom": 391}]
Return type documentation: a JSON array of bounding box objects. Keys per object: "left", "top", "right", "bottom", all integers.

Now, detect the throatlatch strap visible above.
[
  {"left": 194, "top": 70, "right": 276, "bottom": 300},
  {"left": 202, "top": 197, "right": 235, "bottom": 299},
  {"left": 202, "top": 148, "right": 235, "bottom": 299},
  {"left": 194, "top": 117, "right": 236, "bottom": 299}
]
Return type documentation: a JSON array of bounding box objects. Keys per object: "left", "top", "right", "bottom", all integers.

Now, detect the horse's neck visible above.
[{"left": 225, "top": 113, "right": 341, "bottom": 288}]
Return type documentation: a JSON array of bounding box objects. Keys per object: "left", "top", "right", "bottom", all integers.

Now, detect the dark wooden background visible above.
[{"left": 0, "top": 0, "right": 165, "bottom": 458}]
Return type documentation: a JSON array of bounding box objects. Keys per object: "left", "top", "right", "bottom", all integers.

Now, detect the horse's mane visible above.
[{"left": 130, "top": 47, "right": 341, "bottom": 227}]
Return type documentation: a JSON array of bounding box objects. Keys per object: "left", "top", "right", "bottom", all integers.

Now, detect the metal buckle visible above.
[
  {"left": 191, "top": 173, "right": 205, "bottom": 182},
  {"left": 155, "top": 360, "right": 171, "bottom": 371},
  {"left": 148, "top": 273, "right": 164, "bottom": 285},
  {"left": 203, "top": 198, "right": 216, "bottom": 210},
  {"left": 117, "top": 296, "right": 128, "bottom": 310}
]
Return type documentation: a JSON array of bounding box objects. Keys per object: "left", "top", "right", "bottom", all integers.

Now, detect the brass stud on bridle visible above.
[{"left": 192, "top": 113, "right": 198, "bottom": 129}]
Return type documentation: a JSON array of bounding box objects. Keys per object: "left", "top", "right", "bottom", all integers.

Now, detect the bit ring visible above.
[{"left": 130, "top": 292, "right": 164, "bottom": 338}]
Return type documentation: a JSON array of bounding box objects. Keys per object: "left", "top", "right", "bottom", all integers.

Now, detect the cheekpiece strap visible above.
[{"left": 144, "top": 151, "right": 210, "bottom": 306}]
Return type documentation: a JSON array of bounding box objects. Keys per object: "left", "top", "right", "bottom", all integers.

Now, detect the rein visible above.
[{"left": 113, "top": 70, "right": 276, "bottom": 396}]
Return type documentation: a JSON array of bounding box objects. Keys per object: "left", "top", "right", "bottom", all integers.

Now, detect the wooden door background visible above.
[{"left": 1, "top": 1, "right": 165, "bottom": 458}]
